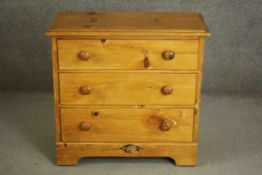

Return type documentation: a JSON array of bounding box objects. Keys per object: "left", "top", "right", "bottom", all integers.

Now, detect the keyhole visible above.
[
  {"left": 92, "top": 111, "right": 100, "bottom": 117},
  {"left": 143, "top": 49, "right": 150, "bottom": 68}
]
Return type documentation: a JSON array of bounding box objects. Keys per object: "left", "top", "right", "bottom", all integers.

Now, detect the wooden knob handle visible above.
[
  {"left": 79, "top": 86, "right": 91, "bottom": 95},
  {"left": 162, "top": 50, "right": 175, "bottom": 60},
  {"left": 159, "top": 118, "right": 176, "bottom": 131},
  {"left": 78, "top": 51, "right": 90, "bottom": 60},
  {"left": 161, "top": 86, "right": 173, "bottom": 95},
  {"left": 79, "top": 122, "right": 91, "bottom": 131}
]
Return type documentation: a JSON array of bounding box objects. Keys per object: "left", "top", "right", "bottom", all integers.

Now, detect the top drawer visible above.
[{"left": 57, "top": 40, "right": 198, "bottom": 70}]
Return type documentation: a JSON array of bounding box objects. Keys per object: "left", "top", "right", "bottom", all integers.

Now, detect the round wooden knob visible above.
[
  {"left": 78, "top": 51, "right": 90, "bottom": 60},
  {"left": 79, "top": 86, "right": 91, "bottom": 95},
  {"left": 79, "top": 122, "right": 91, "bottom": 131},
  {"left": 161, "top": 86, "right": 173, "bottom": 95},
  {"left": 162, "top": 50, "right": 175, "bottom": 60},
  {"left": 160, "top": 118, "right": 176, "bottom": 131}
]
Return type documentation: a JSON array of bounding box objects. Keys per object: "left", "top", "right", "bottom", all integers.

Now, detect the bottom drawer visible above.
[{"left": 60, "top": 108, "right": 194, "bottom": 142}]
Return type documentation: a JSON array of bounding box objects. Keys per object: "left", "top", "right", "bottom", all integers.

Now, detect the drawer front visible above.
[
  {"left": 61, "top": 108, "right": 194, "bottom": 142},
  {"left": 58, "top": 40, "right": 198, "bottom": 70},
  {"left": 59, "top": 73, "right": 196, "bottom": 105}
]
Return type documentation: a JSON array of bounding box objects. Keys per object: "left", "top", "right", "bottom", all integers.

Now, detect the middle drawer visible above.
[{"left": 59, "top": 73, "right": 196, "bottom": 105}]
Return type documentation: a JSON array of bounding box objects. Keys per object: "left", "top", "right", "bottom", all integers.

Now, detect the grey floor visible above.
[{"left": 0, "top": 92, "right": 261, "bottom": 175}]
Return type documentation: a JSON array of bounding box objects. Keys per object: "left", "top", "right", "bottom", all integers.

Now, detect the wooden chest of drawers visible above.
[{"left": 46, "top": 12, "right": 210, "bottom": 166}]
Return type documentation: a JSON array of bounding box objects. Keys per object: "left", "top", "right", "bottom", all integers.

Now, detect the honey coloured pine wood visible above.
[
  {"left": 46, "top": 12, "right": 210, "bottom": 37},
  {"left": 61, "top": 108, "right": 194, "bottom": 142},
  {"left": 46, "top": 12, "right": 210, "bottom": 166},
  {"left": 58, "top": 39, "right": 198, "bottom": 70},
  {"left": 56, "top": 142, "right": 197, "bottom": 166},
  {"left": 59, "top": 73, "right": 196, "bottom": 105}
]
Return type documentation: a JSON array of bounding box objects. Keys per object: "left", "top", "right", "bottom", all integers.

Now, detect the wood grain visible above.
[
  {"left": 46, "top": 12, "right": 210, "bottom": 37},
  {"left": 59, "top": 73, "right": 197, "bottom": 105},
  {"left": 193, "top": 37, "right": 205, "bottom": 142},
  {"left": 51, "top": 38, "right": 62, "bottom": 142},
  {"left": 56, "top": 142, "right": 197, "bottom": 166},
  {"left": 46, "top": 12, "right": 210, "bottom": 166},
  {"left": 58, "top": 39, "right": 198, "bottom": 70},
  {"left": 60, "top": 108, "right": 194, "bottom": 142}
]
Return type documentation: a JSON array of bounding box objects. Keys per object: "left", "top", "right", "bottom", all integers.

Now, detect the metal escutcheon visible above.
[{"left": 121, "top": 144, "right": 143, "bottom": 153}]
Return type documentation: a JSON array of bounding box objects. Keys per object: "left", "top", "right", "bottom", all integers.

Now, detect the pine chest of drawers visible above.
[{"left": 46, "top": 12, "right": 210, "bottom": 166}]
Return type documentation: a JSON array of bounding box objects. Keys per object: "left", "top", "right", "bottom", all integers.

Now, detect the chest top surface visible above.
[{"left": 46, "top": 12, "right": 210, "bottom": 37}]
